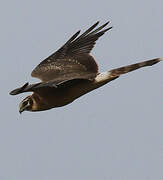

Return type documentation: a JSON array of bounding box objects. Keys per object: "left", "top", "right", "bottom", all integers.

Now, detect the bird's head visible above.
[{"left": 19, "top": 96, "right": 33, "bottom": 113}]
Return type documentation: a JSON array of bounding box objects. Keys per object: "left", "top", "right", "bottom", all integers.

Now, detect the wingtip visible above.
[
  {"left": 99, "top": 21, "right": 111, "bottom": 29},
  {"left": 95, "top": 21, "right": 100, "bottom": 25},
  {"left": 9, "top": 82, "right": 29, "bottom": 95},
  {"left": 77, "top": 30, "right": 81, "bottom": 34},
  {"left": 108, "top": 26, "right": 113, "bottom": 30},
  {"left": 9, "top": 89, "right": 19, "bottom": 95},
  {"left": 9, "top": 91, "right": 13, "bottom": 95},
  {"left": 104, "top": 21, "right": 110, "bottom": 26}
]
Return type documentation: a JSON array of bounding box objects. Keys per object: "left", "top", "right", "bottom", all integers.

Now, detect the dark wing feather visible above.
[
  {"left": 10, "top": 82, "right": 43, "bottom": 95},
  {"left": 31, "top": 21, "right": 112, "bottom": 83},
  {"left": 9, "top": 82, "right": 58, "bottom": 95},
  {"left": 9, "top": 79, "right": 89, "bottom": 96}
]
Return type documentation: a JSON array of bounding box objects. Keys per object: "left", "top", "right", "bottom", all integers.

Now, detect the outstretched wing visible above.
[
  {"left": 9, "top": 58, "right": 162, "bottom": 96},
  {"left": 31, "top": 21, "right": 112, "bottom": 83},
  {"left": 9, "top": 79, "right": 90, "bottom": 96},
  {"left": 9, "top": 82, "right": 54, "bottom": 95}
]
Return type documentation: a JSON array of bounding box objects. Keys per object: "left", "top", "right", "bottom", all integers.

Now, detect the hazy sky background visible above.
[{"left": 0, "top": 0, "right": 163, "bottom": 179}]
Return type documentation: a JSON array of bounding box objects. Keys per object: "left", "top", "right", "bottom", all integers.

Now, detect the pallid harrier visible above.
[{"left": 10, "top": 21, "right": 162, "bottom": 113}]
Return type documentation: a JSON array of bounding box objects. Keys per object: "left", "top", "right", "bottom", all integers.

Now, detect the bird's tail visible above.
[
  {"left": 77, "top": 58, "right": 162, "bottom": 96},
  {"left": 109, "top": 58, "right": 162, "bottom": 77}
]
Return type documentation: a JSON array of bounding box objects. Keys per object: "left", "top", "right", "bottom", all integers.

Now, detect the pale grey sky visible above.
[{"left": 0, "top": 0, "right": 163, "bottom": 179}]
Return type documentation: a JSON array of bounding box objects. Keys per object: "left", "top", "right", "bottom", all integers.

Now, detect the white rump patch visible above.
[{"left": 95, "top": 71, "right": 111, "bottom": 83}]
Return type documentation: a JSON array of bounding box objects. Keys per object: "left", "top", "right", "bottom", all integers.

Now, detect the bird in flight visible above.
[{"left": 10, "top": 21, "right": 162, "bottom": 113}]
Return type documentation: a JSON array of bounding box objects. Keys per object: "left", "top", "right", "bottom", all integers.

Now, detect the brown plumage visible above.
[{"left": 9, "top": 21, "right": 162, "bottom": 113}]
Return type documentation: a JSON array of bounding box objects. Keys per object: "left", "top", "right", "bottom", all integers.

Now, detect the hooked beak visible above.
[
  {"left": 19, "top": 104, "right": 28, "bottom": 114},
  {"left": 19, "top": 107, "right": 25, "bottom": 114},
  {"left": 19, "top": 96, "right": 32, "bottom": 114}
]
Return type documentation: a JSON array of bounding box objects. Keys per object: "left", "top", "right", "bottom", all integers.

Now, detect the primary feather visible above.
[{"left": 31, "top": 22, "right": 112, "bottom": 82}]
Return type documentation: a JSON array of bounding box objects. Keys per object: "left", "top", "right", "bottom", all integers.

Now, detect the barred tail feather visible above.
[{"left": 109, "top": 58, "right": 162, "bottom": 76}]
